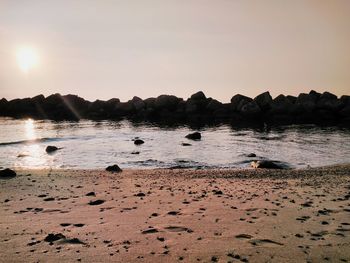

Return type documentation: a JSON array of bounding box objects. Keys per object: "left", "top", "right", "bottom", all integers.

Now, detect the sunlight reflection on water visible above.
[
  {"left": 24, "top": 119, "right": 36, "bottom": 140},
  {"left": 0, "top": 118, "right": 350, "bottom": 169}
]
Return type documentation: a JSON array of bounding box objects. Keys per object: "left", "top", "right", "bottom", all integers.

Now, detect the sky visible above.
[{"left": 0, "top": 0, "right": 349, "bottom": 102}]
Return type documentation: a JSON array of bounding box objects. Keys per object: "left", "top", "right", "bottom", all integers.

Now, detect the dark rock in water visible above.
[
  {"left": 0, "top": 168, "right": 16, "bottom": 178},
  {"left": 247, "top": 153, "right": 256, "bottom": 157},
  {"left": 185, "top": 132, "right": 201, "bottom": 140},
  {"left": 240, "top": 101, "right": 261, "bottom": 117},
  {"left": 251, "top": 160, "right": 286, "bottom": 169},
  {"left": 206, "top": 99, "right": 222, "bottom": 112},
  {"left": 154, "top": 95, "right": 182, "bottom": 110},
  {"left": 317, "top": 92, "right": 343, "bottom": 112},
  {"left": 254, "top": 91, "right": 272, "bottom": 111},
  {"left": 230, "top": 94, "right": 253, "bottom": 112},
  {"left": 105, "top": 165, "right": 122, "bottom": 173},
  {"left": 44, "top": 233, "right": 66, "bottom": 242},
  {"left": 270, "top": 95, "right": 294, "bottom": 114},
  {"left": 181, "top": 143, "right": 192, "bottom": 146},
  {"left": 134, "top": 139, "right": 145, "bottom": 145},
  {"left": 294, "top": 93, "right": 317, "bottom": 113},
  {"left": 88, "top": 199, "right": 105, "bottom": 205},
  {"left": 131, "top": 96, "right": 145, "bottom": 111},
  {"left": 46, "top": 146, "right": 58, "bottom": 153}
]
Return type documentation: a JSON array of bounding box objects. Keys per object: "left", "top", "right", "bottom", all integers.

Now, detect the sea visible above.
[{"left": 0, "top": 117, "right": 349, "bottom": 169}]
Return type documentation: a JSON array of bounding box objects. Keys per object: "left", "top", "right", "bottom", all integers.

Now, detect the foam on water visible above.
[{"left": 0, "top": 118, "right": 349, "bottom": 169}]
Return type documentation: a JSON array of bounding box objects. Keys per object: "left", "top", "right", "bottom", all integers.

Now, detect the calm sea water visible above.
[{"left": 0, "top": 118, "right": 349, "bottom": 169}]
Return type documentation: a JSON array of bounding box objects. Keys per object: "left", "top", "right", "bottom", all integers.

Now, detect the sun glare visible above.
[{"left": 16, "top": 47, "right": 39, "bottom": 73}]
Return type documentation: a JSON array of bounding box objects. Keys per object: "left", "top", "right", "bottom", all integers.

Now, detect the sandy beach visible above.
[{"left": 1, "top": 165, "right": 350, "bottom": 263}]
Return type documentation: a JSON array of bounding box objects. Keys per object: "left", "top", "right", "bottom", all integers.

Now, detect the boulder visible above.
[
  {"left": 240, "top": 101, "right": 262, "bottom": 117},
  {"left": 105, "top": 164, "right": 122, "bottom": 173},
  {"left": 317, "top": 92, "right": 343, "bottom": 112},
  {"left": 294, "top": 93, "right": 317, "bottom": 113},
  {"left": 134, "top": 139, "right": 145, "bottom": 145},
  {"left": 286, "top": 95, "right": 297, "bottom": 104},
  {"left": 154, "top": 95, "right": 181, "bottom": 110},
  {"left": 339, "top": 104, "right": 350, "bottom": 118},
  {"left": 0, "top": 168, "right": 16, "bottom": 178},
  {"left": 115, "top": 101, "right": 134, "bottom": 114},
  {"left": 230, "top": 94, "right": 253, "bottom": 112},
  {"left": 254, "top": 92, "right": 272, "bottom": 111},
  {"left": 340, "top": 95, "right": 350, "bottom": 105},
  {"left": 185, "top": 100, "right": 198, "bottom": 113},
  {"left": 190, "top": 91, "right": 206, "bottom": 101},
  {"left": 144, "top": 97, "right": 156, "bottom": 109},
  {"left": 251, "top": 160, "right": 285, "bottom": 169},
  {"left": 46, "top": 146, "right": 59, "bottom": 153},
  {"left": 206, "top": 99, "right": 222, "bottom": 112},
  {"left": 270, "top": 95, "right": 293, "bottom": 114},
  {"left": 131, "top": 96, "right": 145, "bottom": 111},
  {"left": 185, "top": 132, "right": 201, "bottom": 140},
  {"left": 309, "top": 90, "right": 321, "bottom": 100}
]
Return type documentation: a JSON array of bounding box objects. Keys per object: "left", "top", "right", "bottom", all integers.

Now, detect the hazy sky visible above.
[{"left": 0, "top": 0, "right": 349, "bottom": 102}]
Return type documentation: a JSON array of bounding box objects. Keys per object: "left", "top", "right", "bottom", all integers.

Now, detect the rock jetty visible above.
[{"left": 0, "top": 91, "right": 349, "bottom": 125}]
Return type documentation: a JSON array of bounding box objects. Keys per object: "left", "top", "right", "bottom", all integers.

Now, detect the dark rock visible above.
[
  {"left": 88, "top": 200, "right": 105, "bottom": 205},
  {"left": 86, "top": 192, "right": 96, "bottom": 197},
  {"left": 294, "top": 93, "right": 317, "bottom": 113},
  {"left": 154, "top": 95, "right": 182, "bottom": 110},
  {"left": 131, "top": 96, "right": 145, "bottom": 111},
  {"left": 190, "top": 91, "right": 206, "bottom": 101},
  {"left": 46, "top": 146, "right": 58, "bottom": 153},
  {"left": 270, "top": 95, "right": 294, "bottom": 114},
  {"left": 44, "top": 233, "right": 66, "bottom": 242},
  {"left": 286, "top": 95, "right": 297, "bottom": 104},
  {"left": 185, "top": 132, "right": 201, "bottom": 140},
  {"left": 206, "top": 99, "right": 222, "bottom": 112},
  {"left": 0, "top": 168, "right": 16, "bottom": 178},
  {"left": 247, "top": 153, "right": 256, "bottom": 157},
  {"left": 317, "top": 92, "right": 343, "bottom": 112},
  {"left": 185, "top": 99, "right": 198, "bottom": 113},
  {"left": 254, "top": 92, "right": 272, "bottom": 111},
  {"left": 135, "top": 192, "right": 146, "bottom": 197},
  {"left": 134, "top": 139, "right": 145, "bottom": 145},
  {"left": 230, "top": 94, "right": 253, "bottom": 112},
  {"left": 240, "top": 101, "right": 261, "bottom": 117},
  {"left": 181, "top": 143, "right": 192, "bottom": 146},
  {"left": 131, "top": 151, "right": 140, "bottom": 154},
  {"left": 213, "top": 190, "right": 223, "bottom": 195},
  {"left": 105, "top": 165, "right": 122, "bottom": 173},
  {"left": 251, "top": 160, "right": 286, "bottom": 169},
  {"left": 339, "top": 104, "right": 350, "bottom": 119}
]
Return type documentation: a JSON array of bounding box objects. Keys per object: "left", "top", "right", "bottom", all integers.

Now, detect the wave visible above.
[{"left": 0, "top": 137, "right": 63, "bottom": 146}]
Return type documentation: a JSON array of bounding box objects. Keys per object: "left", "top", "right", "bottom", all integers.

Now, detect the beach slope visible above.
[{"left": 1, "top": 166, "right": 350, "bottom": 262}]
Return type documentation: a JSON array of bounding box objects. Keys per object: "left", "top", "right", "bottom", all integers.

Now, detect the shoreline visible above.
[
  {"left": 1, "top": 165, "right": 350, "bottom": 262},
  {"left": 12, "top": 163, "right": 350, "bottom": 178}
]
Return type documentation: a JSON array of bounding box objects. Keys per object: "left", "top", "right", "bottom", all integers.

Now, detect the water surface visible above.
[{"left": 0, "top": 118, "right": 349, "bottom": 169}]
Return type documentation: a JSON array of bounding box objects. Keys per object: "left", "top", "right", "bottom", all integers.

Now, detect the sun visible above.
[{"left": 16, "top": 47, "right": 39, "bottom": 73}]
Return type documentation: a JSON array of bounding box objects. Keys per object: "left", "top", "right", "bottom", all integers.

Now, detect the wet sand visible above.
[{"left": 1, "top": 165, "right": 350, "bottom": 262}]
